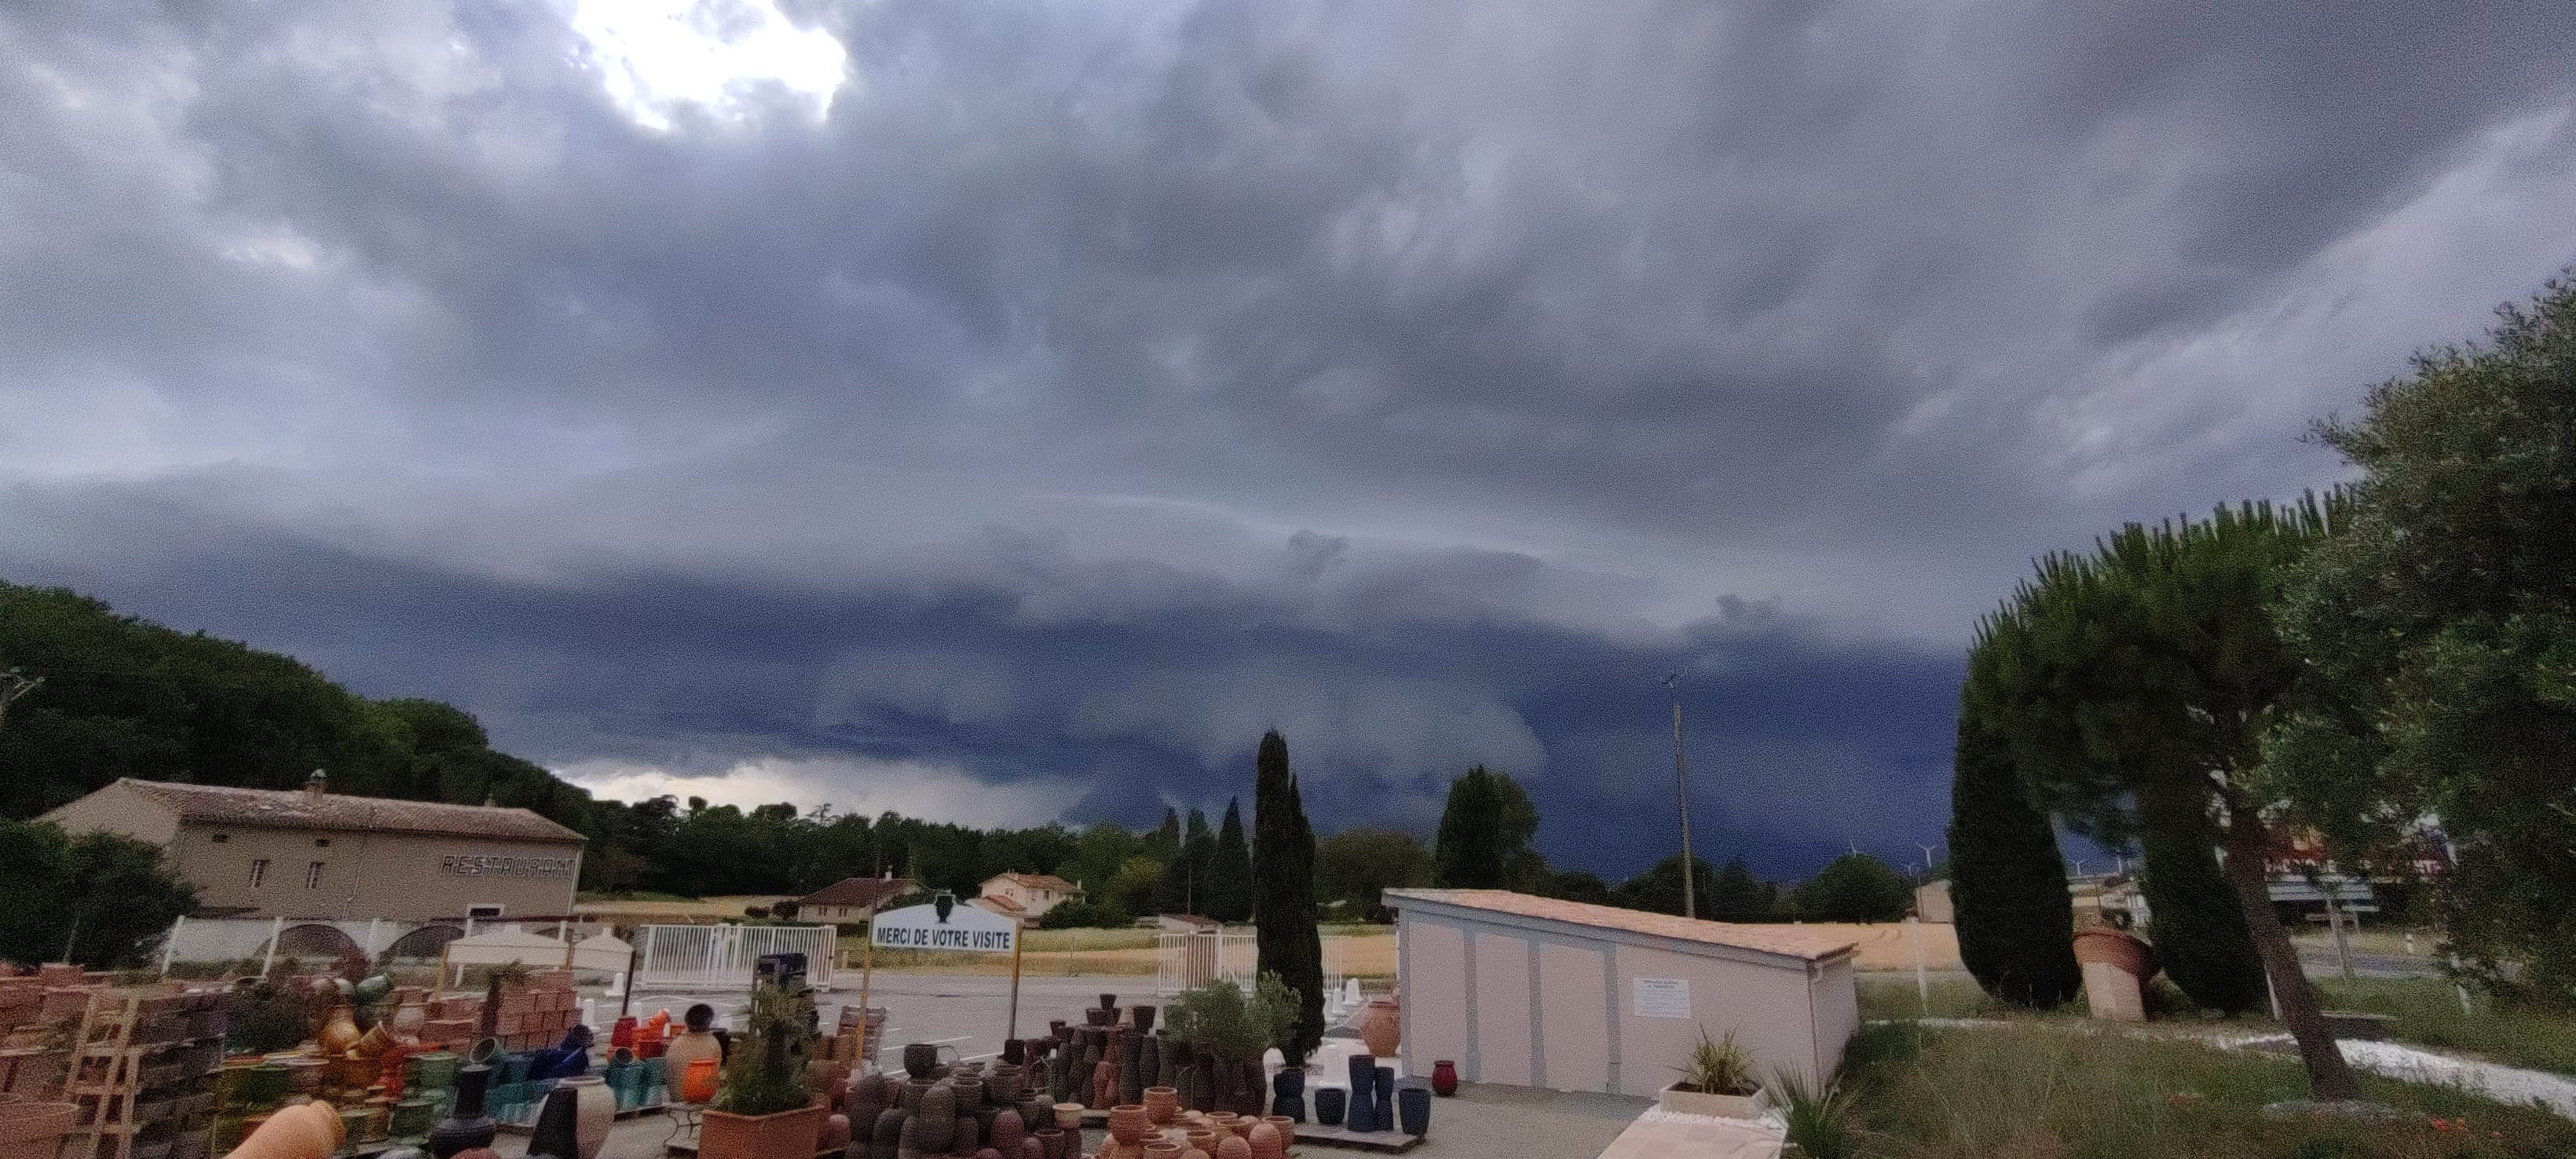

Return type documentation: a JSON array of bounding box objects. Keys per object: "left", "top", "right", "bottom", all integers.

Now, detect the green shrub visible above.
[
  {"left": 715, "top": 976, "right": 815, "bottom": 1116},
  {"left": 1768, "top": 1068, "right": 1857, "bottom": 1159}
]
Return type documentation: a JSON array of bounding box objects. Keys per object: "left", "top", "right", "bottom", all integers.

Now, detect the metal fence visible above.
[
  {"left": 1154, "top": 930, "right": 1347, "bottom": 1000},
  {"left": 156, "top": 916, "right": 608, "bottom": 974},
  {"left": 633, "top": 923, "right": 840, "bottom": 992}
]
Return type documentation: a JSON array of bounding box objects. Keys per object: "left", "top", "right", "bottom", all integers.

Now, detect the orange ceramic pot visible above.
[
  {"left": 1052, "top": 1103, "right": 1084, "bottom": 1132},
  {"left": 1246, "top": 1121, "right": 1283, "bottom": 1159},
  {"left": 675, "top": 1058, "right": 721, "bottom": 1105},
  {"left": 1108, "top": 1105, "right": 1150, "bottom": 1146},
  {"left": 1213, "top": 1136, "right": 1250, "bottom": 1159},
  {"left": 227, "top": 1101, "right": 341, "bottom": 1159},
  {"left": 1258, "top": 1115, "right": 1293, "bottom": 1145},
  {"left": 318, "top": 1011, "right": 363, "bottom": 1055},
  {"left": 1356, "top": 999, "right": 1401, "bottom": 1058},
  {"left": 1142, "top": 1087, "right": 1180, "bottom": 1125}
]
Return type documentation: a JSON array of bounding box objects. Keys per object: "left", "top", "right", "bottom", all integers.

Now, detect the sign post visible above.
[{"left": 869, "top": 895, "right": 1021, "bottom": 1044}]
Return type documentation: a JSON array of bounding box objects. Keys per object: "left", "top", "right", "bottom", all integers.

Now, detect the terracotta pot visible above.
[
  {"left": 1257, "top": 1115, "right": 1293, "bottom": 1145},
  {"left": 1245, "top": 1121, "right": 1283, "bottom": 1159},
  {"left": 1108, "top": 1104, "right": 1150, "bottom": 1146},
  {"left": 1142, "top": 1143, "right": 1181, "bottom": 1157},
  {"left": 1213, "top": 1136, "right": 1250, "bottom": 1159},
  {"left": 1356, "top": 1000, "right": 1400, "bottom": 1058},
  {"left": 818, "top": 1113, "right": 851, "bottom": 1151},
  {"left": 1051, "top": 1103, "right": 1083, "bottom": 1132},
  {"left": 677, "top": 1058, "right": 721, "bottom": 1105},
  {"left": 1142, "top": 1087, "right": 1179, "bottom": 1126},
  {"left": 1182, "top": 1128, "right": 1217, "bottom": 1154},
  {"left": 0, "top": 1101, "right": 78, "bottom": 1159},
  {"left": 698, "top": 1103, "right": 825, "bottom": 1159},
  {"left": 2071, "top": 928, "right": 2157, "bottom": 978},
  {"left": 319, "top": 1011, "right": 364, "bottom": 1055}
]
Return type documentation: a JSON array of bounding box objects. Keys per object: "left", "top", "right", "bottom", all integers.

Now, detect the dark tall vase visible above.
[
  {"left": 1373, "top": 1066, "right": 1396, "bottom": 1135},
  {"left": 1396, "top": 1079, "right": 1430, "bottom": 1135},
  {"left": 1129, "top": 1004, "right": 1155, "bottom": 1036},
  {"left": 426, "top": 1064, "right": 497, "bottom": 1158},
  {"left": 526, "top": 1083, "right": 580, "bottom": 1159},
  {"left": 905, "top": 1042, "right": 940, "bottom": 1080},
  {"left": 1188, "top": 1060, "right": 1217, "bottom": 1113},
  {"left": 1270, "top": 1067, "right": 1305, "bottom": 1123},
  {"left": 1313, "top": 1087, "right": 1346, "bottom": 1128},
  {"left": 1343, "top": 1055, "right": 1376, "bottom": 1132},
  {"left": 1235, "top": 1058, "right": 1268, "bottom": 1117}
]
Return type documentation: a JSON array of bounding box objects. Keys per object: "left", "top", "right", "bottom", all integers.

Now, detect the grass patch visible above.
[
  {"left": 1839, "top": 1021, "right": 2576, "bottom": 1158},
  {"left": 2315, "top": 978, "right": 2576, "bottom": 1076},
  {"left": 1858, "top": 976, "right": 2013, "bottom": 1022}
]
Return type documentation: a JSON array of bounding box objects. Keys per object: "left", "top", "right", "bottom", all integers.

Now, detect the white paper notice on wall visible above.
[{"left": 1632, "top": 977, "right": 1691, "bottom": 1018}]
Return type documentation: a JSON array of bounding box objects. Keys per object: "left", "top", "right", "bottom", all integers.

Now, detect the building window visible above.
[
  {"left": 210, "top": 834, "right": 230, "bottom": 844},
  {"left": 467, "top": 905, "right": 504, "bottom": 920},
  {"left": 249, "top": 859, "right": 269, "bottom": 888},
  {"left": 306, "top": 861, "right": 324, "bottom": 889}
]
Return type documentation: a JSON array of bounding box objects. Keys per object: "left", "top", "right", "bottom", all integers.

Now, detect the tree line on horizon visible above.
[
  {"left": 1947, "top": 274, "right": 2576, "bottom": 1104},
  {"left": 1, "top": 573, "right": 1918, "bottom": 958}
]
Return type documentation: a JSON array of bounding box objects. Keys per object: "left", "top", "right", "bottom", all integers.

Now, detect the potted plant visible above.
[
  {"left": 698, "top": 977, "right": 824, "bottom": 1159},
  {"left": 1164, "top": 973, "right": 1300, "bottom": 1116},
  {"left": 1660, "top": 1029, "right": 1763, "bottom": 1119}
]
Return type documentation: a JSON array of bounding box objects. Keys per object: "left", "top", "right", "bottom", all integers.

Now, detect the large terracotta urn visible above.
[
  {"left": 558, "top": 1075, "right": 615, "bottom": 1159},
  {"left": 2070, "top": 928, "right": 2156, "bottom": 978},
  {"left": 0, "top": 1102, "right": 79, "bottom": 1159},
  {"left": 1356, "top": 999, "right": 1400, "bottom": 1058}
]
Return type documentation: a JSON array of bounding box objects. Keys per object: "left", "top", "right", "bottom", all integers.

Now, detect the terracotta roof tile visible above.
[
  {"left": 988, "top": 872, "right": 1080, "bottom": 894},
  {"left": 1383, "top": 889, "right": 1857, "bottom": 962},
  {"left": 117, "top": 778, "right": 587, "bottom": 844},
  {"left": 796, "top": 877, "right": 917, "bottom": 909}
]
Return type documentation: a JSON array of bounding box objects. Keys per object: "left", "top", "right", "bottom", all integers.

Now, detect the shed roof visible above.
[
  {"left": 112, "top": 778, "right": 586, "bottom": 844},
  {"left": 1384, "top": 889, "right": 1857, "bottom": 963}
]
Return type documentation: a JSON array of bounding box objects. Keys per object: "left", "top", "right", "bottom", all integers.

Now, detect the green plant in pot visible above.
[
  {"left": 701, "top": 977, "right": 824, "bottom": 1159},
  {"left": 1660, "top": 1029, "right": 1763, "bottom": 1120},
  {"left": 1165, "top": 972, "right": 1300, "bottom": 1115}
]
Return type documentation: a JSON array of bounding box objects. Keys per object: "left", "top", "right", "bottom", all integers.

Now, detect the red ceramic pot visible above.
[{"left": 1429, "top": 1060, "right": 1458, "bottom": 1097}]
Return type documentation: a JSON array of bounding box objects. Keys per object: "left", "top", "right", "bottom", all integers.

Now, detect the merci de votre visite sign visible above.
[{"left": 869, "top": 900, "right": 1018, "bottom": 952}]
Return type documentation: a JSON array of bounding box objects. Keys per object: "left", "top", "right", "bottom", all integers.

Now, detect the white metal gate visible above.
[
  {"left": 635, "top": 924, "right": 839, "bottom": 992},
  {"left": 1154, "top": 930, "right": 1346, "bottom": 1000}
]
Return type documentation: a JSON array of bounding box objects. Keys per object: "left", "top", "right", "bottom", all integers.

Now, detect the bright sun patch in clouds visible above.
[
  {"left": 569, "top": 0, "right": 848, "bottom": 132},
  {"left": 555, "top": 755, "right": 1078, "bottom": 828}
]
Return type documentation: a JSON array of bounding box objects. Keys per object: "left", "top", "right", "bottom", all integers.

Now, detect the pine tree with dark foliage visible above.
[
  {"left": 1946, "top": 715, "right": 2080, "bottom": 1007},
  {"left": 1432, "top": 765, "right": 1542, "bottom": 889},
  {"left": 1209, "top": 799, "right": 1255, "bottom": 922},
  {"left": 1250, "top": 731, "right": 1324, "bottom": 1065}
]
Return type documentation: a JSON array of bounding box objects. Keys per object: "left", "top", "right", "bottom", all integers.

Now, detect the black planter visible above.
[
  {"left": 1313, "top": 1088, "right": 1346, "bottom": 1127},
  {"left": 1001, "top": 1038, "right": 1025, "bottom": 1066},
  {"left": 526, "top": 1084, "right": 580, "bottom": 1159},
  {"left": 1271, "top": 1068, "right": 1305, "bottom": 1122},
  {"left": 426, "top": 1064, "right": 496, "bottom": 1158},
  {"left": 1373, "top": 1066, "right": 1396, "bottom": 1134},
  {"left": 1129, "top": 1004, "right": 1155, "bottom": 1035},
  {"left": 1396, "top": 1079, "right": 1430, "bottom": 1135},
  {"left": 904, "top": 1042, "right": 940, "bottom": 1079},
  {"left": 1343, "top": 1055, "right": 1376, "bottom": 1132}
]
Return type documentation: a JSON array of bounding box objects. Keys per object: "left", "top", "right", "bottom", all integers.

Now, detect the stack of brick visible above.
[
  {"left": 459, "top": 968, "right": 581, "bottom": 1055},
  {"left": 420, "top": 993, "right": 484, "bottom": 1053}
]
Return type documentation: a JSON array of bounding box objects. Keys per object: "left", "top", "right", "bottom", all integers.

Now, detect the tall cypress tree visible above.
[
  {"left": 1158, "top": 807, "right": 1215, "bottom": 915},
  {"left": 1251, "top": 731, "right": 1324, "bottom": 1064},
  {"left": 2136, "top": 777, "right": 2267, "bottom": 1013},
  {"left": 1947, "top": 713, "right": 2080, "bottom": 1007},
  {"left": 1152, "top": 806, "right": 1183, "bottom": 858},
  {"left": 1209, "top": 799, "right": 1255, "bottom": 921}
]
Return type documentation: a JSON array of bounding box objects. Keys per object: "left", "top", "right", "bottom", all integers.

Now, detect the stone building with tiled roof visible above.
[
  {"left": 42, "top": 773, "right": 587, "bottom": 921},
  {"left": 793, "top": 876, "right": 918, "bottom": 923},
  {"left": 975, "top": 871, "right": 1084, "bottom": 925}
]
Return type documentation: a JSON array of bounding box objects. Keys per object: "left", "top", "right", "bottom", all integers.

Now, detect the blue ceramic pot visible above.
[
  {"left": 1344, "top": 1054, "right": 1376, "bottom": 1131},
  {"left": 1313, "top": 1087, "right": 1346, "bottom": 1127},
  {"left": 1396, "top": 1079, "right": 1430, "bottom": 1135},
  {"left": 1373, "top": 1066, "right": 1396, "bottom": 1134}
]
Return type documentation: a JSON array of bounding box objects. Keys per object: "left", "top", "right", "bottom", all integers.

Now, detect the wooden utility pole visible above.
[{"left": 1663, "top": 673, "right": 1695, "bottom": 920}]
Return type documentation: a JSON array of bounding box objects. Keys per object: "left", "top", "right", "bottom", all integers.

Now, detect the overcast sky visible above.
[{"left": 5, "top": 0, "right": 2572, "bottom": 879}]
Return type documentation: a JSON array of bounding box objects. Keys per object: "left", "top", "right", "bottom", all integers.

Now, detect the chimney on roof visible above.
[{"left": 305, "top": 769, "right": 327, "bottom": 799}]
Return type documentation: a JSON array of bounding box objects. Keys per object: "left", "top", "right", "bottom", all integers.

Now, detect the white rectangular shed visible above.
[{"left": 1383, "top": 889, "right": 1860, "bottom": 1096}]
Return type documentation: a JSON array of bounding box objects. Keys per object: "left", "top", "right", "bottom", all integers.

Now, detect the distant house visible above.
[
  {"left": 794, "top": 876, "right": 918, "bottom": 923},
  {"left": 1152, "top": 912, "right": 1223, "bottom": 934},
  {"left": 974, "top": 872, "right": 1083, "bottom": 925}
]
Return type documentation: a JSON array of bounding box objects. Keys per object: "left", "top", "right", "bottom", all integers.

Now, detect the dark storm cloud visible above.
[{"left": 4, "top": 0, "right": 2574, "bottom": 873}]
